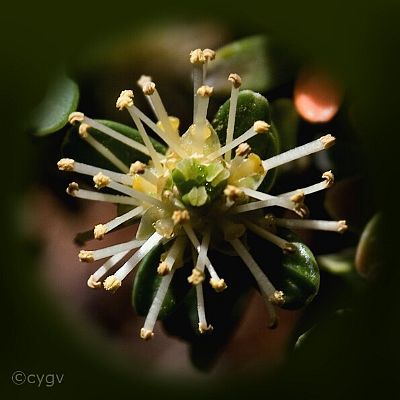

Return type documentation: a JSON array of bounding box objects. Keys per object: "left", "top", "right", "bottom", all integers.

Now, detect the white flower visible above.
[{"left": 58, "top": 48, "right": 347, "bottom": 340}]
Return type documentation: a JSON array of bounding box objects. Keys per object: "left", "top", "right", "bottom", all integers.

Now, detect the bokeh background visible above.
[{"left": 2, "top": 1, "right": 400, "bottom": 399}]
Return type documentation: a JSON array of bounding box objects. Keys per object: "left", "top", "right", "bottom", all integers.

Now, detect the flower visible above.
[{"left": 58, "top": 48, "right": 347, "bottom": 340}]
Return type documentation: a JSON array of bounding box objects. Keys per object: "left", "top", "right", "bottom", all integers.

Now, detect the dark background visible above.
[{"left": 2, "top": 1, "right": 400, "bottom": 399}]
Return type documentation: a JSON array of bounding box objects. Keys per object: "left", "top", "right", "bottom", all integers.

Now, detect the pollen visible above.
[
  {"left": 140, "top": 328, "right": 154, "bottom": 340},
  {"left": 57, "top": 158, "right": 75, "bottom": 171},
  {"left": 93, "top": 172, "right": 111, "bottom": 189},
  {"left": 235, "top": 143, "right": 251, "bottom": 157},
  {"left": 228, "top": 73, "right": 242, "bottom": 88},
  {"left": 189, "top": 48, "right": 205, "bottom": 64},
  {"left": 198, "top": 322, "right": 214, "bottom": 334},
  {"left": 79, "top": 250, "right": 94, "bottom": 263},
  {"left": 338, "top": 220, "right": 348, "bottom": 233},
  {"left": 129, "top": 161, "right": 146, "bottom": 175},
  {"left": 187, "top": 267, "right": 205, "bottom": 285},
  {"left": 322, "top": 170, "right": 335, "bottom": 186},
  {"left": 142, "top": 81, "right": 156, "bottom": 95},
  {"left": 116, "top": 90, "right": 134, "bottom": 110},
  {"left": 66, "top": 182, "right": 79, "bottom": 196},
  {"left": 157, "top": 261, "right": 171, "bottom": 276},
  {"left": 196, "top": 85, "right": 214, "bottom": 97},
  {"left": 87, "top": 275, "right": 102, "bottom": 289},
  {"left": 224, "top": 185, "right": 243, "bottom": 202},
  {"left": 269, "top": 290, "right": 285, "bottom": 306},
  {"left": 172, "top": 209, "right": 190, "bottom": 225},
  {"left": 103, "top": 275, "right": 122, "bottom": 292},
  {"left": 210, "top": 278, "right": 227, "bottom": 292},
  {"left": 203, "top": 48, "right": 216, "bottom": 61},
  {"left": 94, "top": 224, "right": 107, "bottom": 240},
  {"left": 320, "top": 134, "right": 336, "bottom": 149},
  {"left": 68, "top": 111, "right": 84, "bottom": 125},
  {"left": 78, "top": 123, "right": 90, "bottom": 138},
  {"left": 254, "top": 120, "right": 271, "bottom": 133}
]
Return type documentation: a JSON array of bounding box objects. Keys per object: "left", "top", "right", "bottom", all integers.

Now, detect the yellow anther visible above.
[
  {"left": 68, "top": 112, "right": 84, "bottom": 125},
  {"left": 116, "top": 90, "right": 134, "bottom": 110},
  {"left": 93, "top": 172, "right": 111, "bottom": 189},
  {"left": 87, "top": 275, "right": 101, "bottom": 289},
  {"left": 228, "top": 73, "right": 242, "bottom": 88},
  {"left": 210, "top": 278, "right": 227, "bottom": 292},
  {"left": 66, "top": 182, "right": 79, "bottom": 196},
  {"left": 197, "top": 85, "right": 214, "bottom": 97},
  {"left": 254, "top": 120, "right": 271, "bottom": 134},
  {"left": 103, "top": 275, "right": 122, "bottom": 292},
  {"left": 79, "top": 250, "right": 94, "bottom": 263},
  {"left": 93, "top": 224, "right": 107, "bottom": 240},
  {"left": 140, "top": 328, "right": 154, "bottom": 340},
  {"left": 187, "top": 268, "right": 205, "bottom": 285},
  {"left": 57, "top": 158, "right": 75, "bottom": 171}
]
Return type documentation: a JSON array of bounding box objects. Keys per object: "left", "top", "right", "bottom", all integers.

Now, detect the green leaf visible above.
[
  {"left": 355, "top": 213, "right": 383, "bottom": 279},
  {"left": 207, "top": 35, "right": 298, "bottom": 94},
  {"left": 132, "top": 243, "right": 191, "bottom": 320},
  {"left": 212, "top": 90, "right": 280, "bottom": 192},
  {"left": 31, "top": 75, "right": 79, "bottom": 136},
  {"left": 62, "top": 119, "right": 167, "bottom": 172},
  {"left": 249, "top": 229, "right": 319, "bottom": 310},
  {"left": 162, "top": 250, "right": 253, "bottom": 371},
  {"left": 317, "top": 248, "right": 355, "bottom": 275}
]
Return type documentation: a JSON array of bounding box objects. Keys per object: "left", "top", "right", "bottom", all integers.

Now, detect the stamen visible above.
[
  {"left": 141, "top": 269, "right": 175, "bottom": 340},
  {"left": 244, "top": 220, "right": 295, "bottom": 253},
  {"left": 158, "top": 236, "right": 187, "bottom": 275},
  {"left": 194, "top": 85, "right": 213, "bottom": 133},
  {"left": 183, "top": 224, "right": 226, "bottom": 291},
  {"left": 196, "top": 283, "right": 213, "bottom": 334},
  {"left": 68, "top": 112, "right": 84, "bottom": 124},
  {"left": 66, "top": 182, "right": 139, "bottom": 206},
  {"left": 83, "top": 115, "right": 156, "bottom": 158},
  {"left": 235, "top": 142, "right": 251, "bottom": 157},
  {"left": 171, "top": 209, "right": 190, "bottom": 225},
  {"left": 79, "top": 239, "right": 146, "bottom": 262},
  {"left": 187, "top": 267, "right": 205, "bottom": 285},
  {"left": 140, "top": 328, "right": 154, "bottom": 341},
  {"left": 112, "top": 232, "right": 164, "bottom": 282},
  {"left": 231, "top": 190, "right": 298, "bottom": 214},
  {"left": 87, "top": 275, "right": 102, "bottom": 289},
  {"left": 95, "top": 206, "right": 144, "bottom": 239},
  {"left": 208, "top": 121, "right": 269, "bottom": 162},
  {"left": 262, "top": 134, "right": 336, "bottom": 171},
  {"left": 230, "top": 238, "right": 283, "bottom": 303},
  {"left": 106, "top": 180, "right": 165, "bottom": 209},
  {"left": 279, "top": 170, "right": 335, "bottom": 198},
  {"left": 123, "top": 103, "right": 163, "bottom": 174},
  {"left": 57, "top": 158, "right": 133, "bottom": 186},
  {"left": 275, "top": 218, "right": 348, "bottom": 233},
  {"left": 93, "top": 172, "right": 111, "bottom": 189},
  {"left": 129, "top": 104, "right": 188, "bottom": 158},
  {"left": 142, "top": 81, "right": 177, "bottom": 138},
  {"left": 224, "top": 73, "right": 242, "bottom": 163},
  {"left": 103, "top": 275, "right": 121, "bottom": 292},
  {"left": 190, "top": 49, "right": 206, "bottom": 120},
  {"left": 91, "top": 250, "right": 130, "bottom": 282},
  {"left": 224, "top": 185, "right": 243, "bottom": 202}
]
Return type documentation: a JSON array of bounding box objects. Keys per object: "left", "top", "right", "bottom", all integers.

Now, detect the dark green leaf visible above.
[
  {"left": 132, "top": 243, "right": 191, "bottom": 320},
  {"left": 162, "top": 249, "right": 253, "bottom": 371},
  {"left": 207, "top": 35, "right": 298, "bottom": 94},
  {"left": 355, "top": 213, "right": 383, "bottom": 280},
  {"left": 212, "top": 90, "right": 280, "bottom": 192},
  {"left": 62, "top": 119, "right": 167, "bottom": 172},
  {"left": 31, "top": 75, "right": 79, "bottom": 136},
  {"left": 249, "top": 229, "right": 319, "bottom": 310}
]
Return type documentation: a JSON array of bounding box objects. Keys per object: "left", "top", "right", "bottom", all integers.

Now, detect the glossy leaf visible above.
[
  {"left": 162, "top": 249, "right": 253, "bottom": 371},
  {"left": 31, "top": 75, "right": 79, "bottom": 136},
  {"left": 317, "top": 248, "right": 355, "bottom": 275},
  {"left": 250, "top": 229, "right": 319, "bottom": 310},
  {"left": 355, "top": 213, "right": 383, "bottom": 280},
  {"left": 132, "top": 243, "right": 191, "bottom": 320},
  {"left": 212, "top": 90, "right": 280, "bottom": 192},
  {"left": 207, "top": 35, "right": 297, "bottom": 94},
  {"left": 62, "top": 119, "right": 167, "bottom": 172}
]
